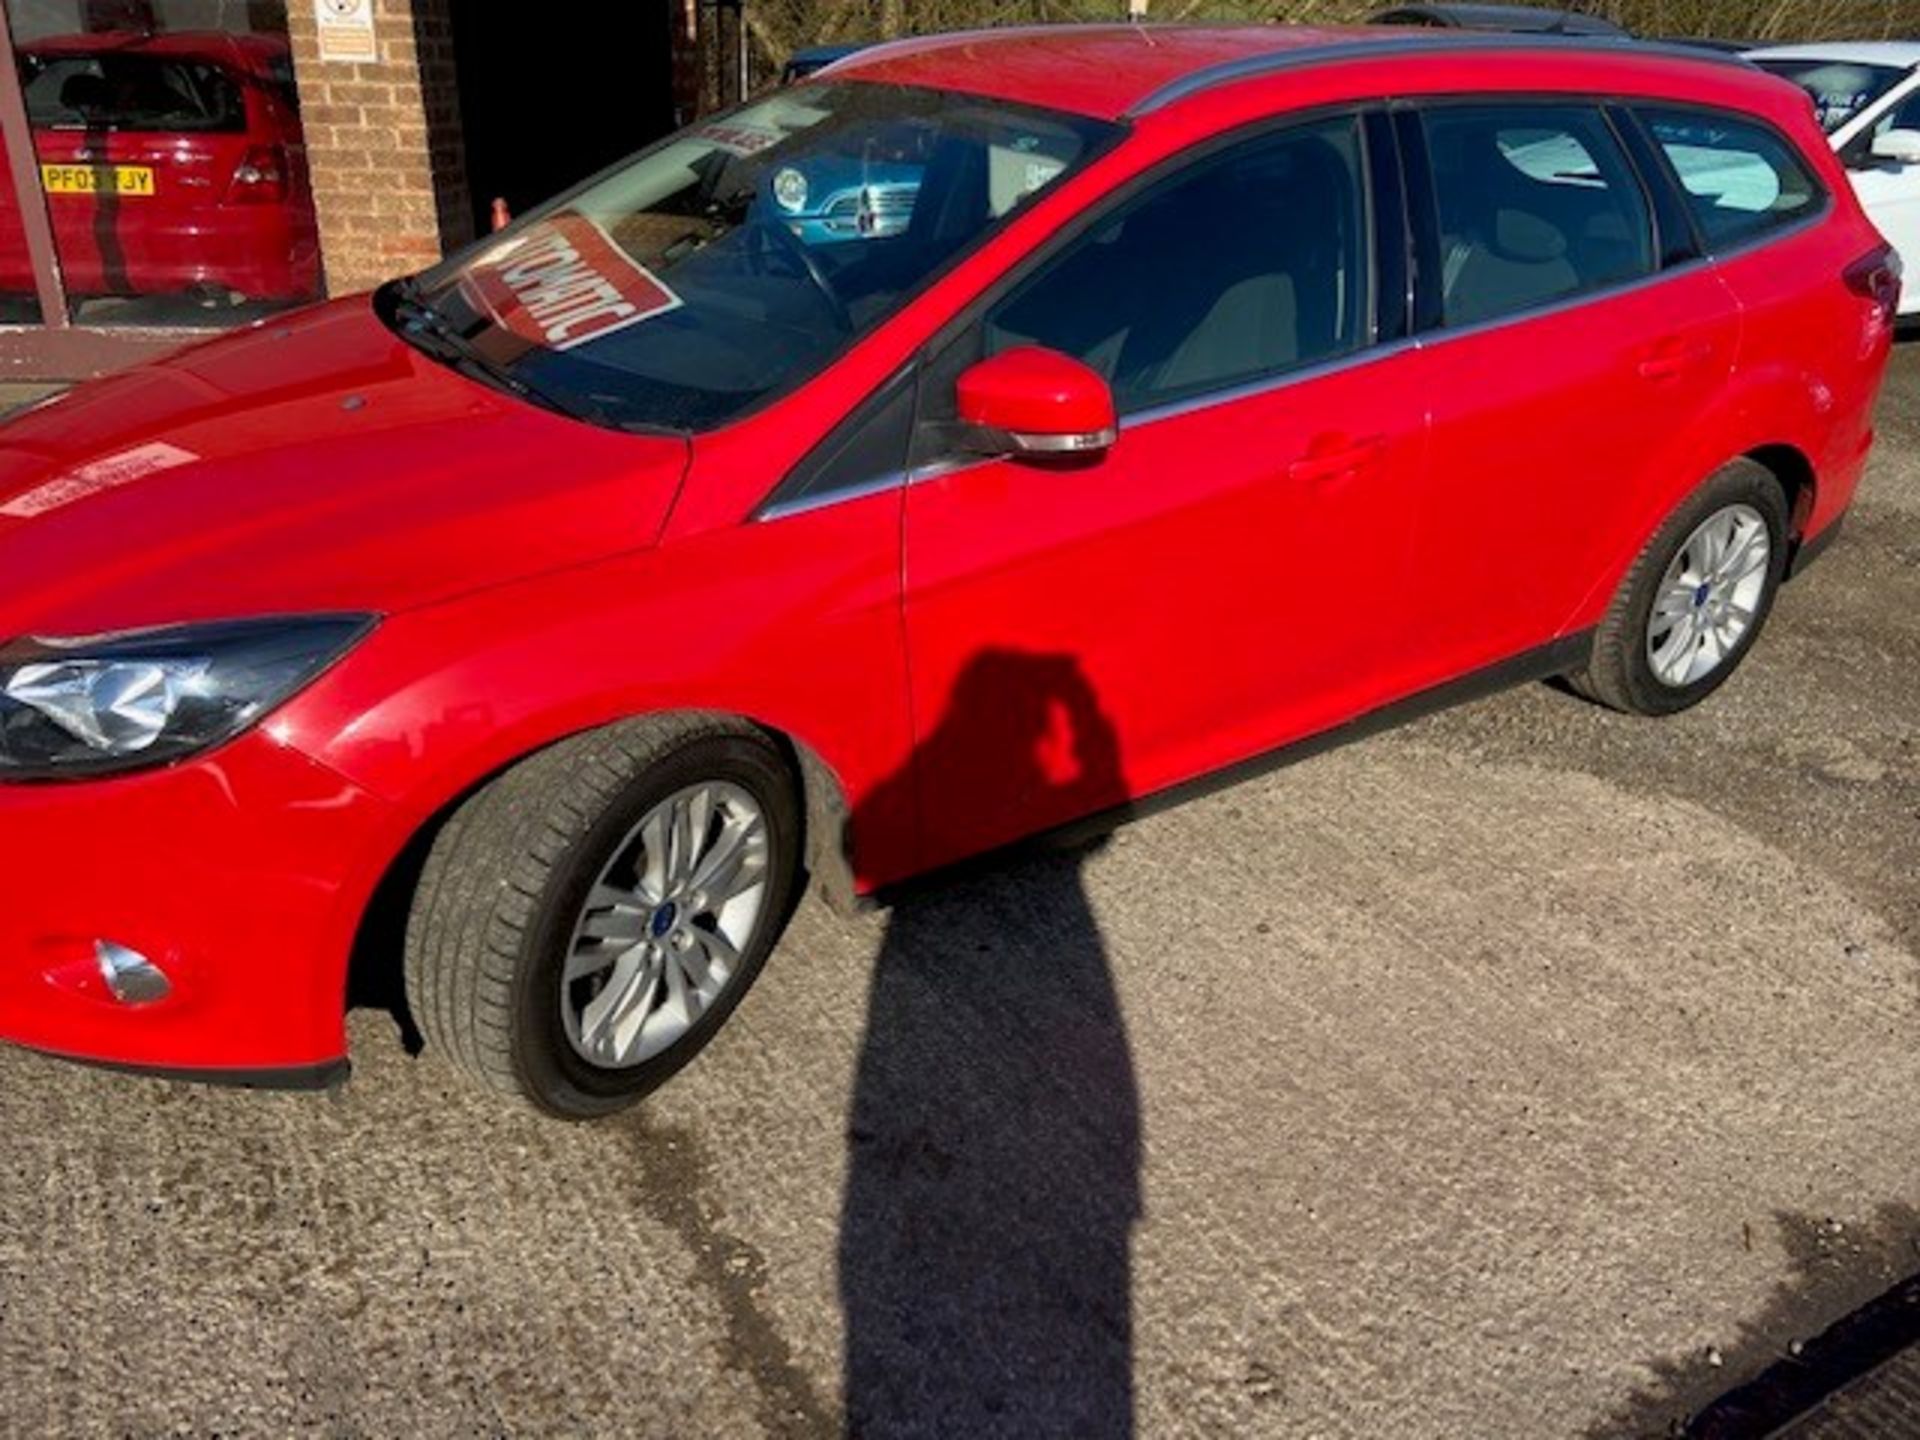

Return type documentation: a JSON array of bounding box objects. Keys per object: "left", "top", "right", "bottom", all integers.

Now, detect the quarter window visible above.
[
  {"left": 1420, "top": 105, "right": 1655, "bottom": 328},
  {"left": 1640, "top": 109, "right": 1823, "bottom": 250},
  {"left": 981, "top": 116, "right": 1371, "bottom": 417}
]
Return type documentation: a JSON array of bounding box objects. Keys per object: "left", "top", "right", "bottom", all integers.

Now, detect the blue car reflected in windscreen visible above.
[{"left": 757, "top": 154, "right": 924, "bottom": 246}]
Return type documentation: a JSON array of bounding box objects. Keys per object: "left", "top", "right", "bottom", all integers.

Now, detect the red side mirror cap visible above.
[{"left": 955, "top": 346, "right": 1118, "bottom": 457}]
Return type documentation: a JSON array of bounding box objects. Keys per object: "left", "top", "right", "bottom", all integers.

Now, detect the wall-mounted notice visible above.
[{"left": 317, "top": 0, "right": 379, "bottom": 63}]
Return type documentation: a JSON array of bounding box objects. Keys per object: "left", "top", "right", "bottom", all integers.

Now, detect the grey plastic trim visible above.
[
  {"left": 756, "top": 468, "right": 907, "bottom": 523},
  {"left": 1126, "top": 34, "right": 1754, "bottom": 118}
]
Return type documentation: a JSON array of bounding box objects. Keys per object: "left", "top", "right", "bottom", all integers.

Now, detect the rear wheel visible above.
[
  {"left": 1569, "top": 458, "right": 1789, "bottom": 716},
  {"left": 405, "top": 715, "right": 802, "bottom": 1118}
]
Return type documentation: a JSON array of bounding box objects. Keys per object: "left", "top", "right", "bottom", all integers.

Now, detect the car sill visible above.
[
  {"left": 866, "top": 628, "right": 1597, "bottom": 908},
  {"left": 27, "top": 1047, "right": 352, "bottom": 1092}
]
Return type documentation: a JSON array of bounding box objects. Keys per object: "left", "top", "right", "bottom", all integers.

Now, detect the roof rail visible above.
[{"left": 1125, "top": 32, "right": 1754, "bottom": 118}]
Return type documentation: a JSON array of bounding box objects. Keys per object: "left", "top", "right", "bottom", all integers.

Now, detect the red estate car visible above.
[
  {"left": 0, "top": 27, "right": 1893, "bottom": 1116},
  {"left": 0, "top": 30, "right": 318, "bottom": 309}
]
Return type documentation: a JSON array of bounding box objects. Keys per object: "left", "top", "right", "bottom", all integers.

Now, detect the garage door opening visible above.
[{"left": 450, "top": 1, "right": 677, "bottom": 239}]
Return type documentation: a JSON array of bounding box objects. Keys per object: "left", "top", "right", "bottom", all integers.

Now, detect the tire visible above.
[
  {"left": 405, "top": 715, "right": 802, "bottom": 1119},
  {"left": 1568, "top": 458, "right": 1789, "bottom": 717}
]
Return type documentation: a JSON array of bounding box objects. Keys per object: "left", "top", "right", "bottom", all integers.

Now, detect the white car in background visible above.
[{"left": 1748, "top": 42, "right": 1920, "bottom": 315}]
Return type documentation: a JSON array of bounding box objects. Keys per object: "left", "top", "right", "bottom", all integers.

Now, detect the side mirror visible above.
[
  {"left": 1871, "top": 128, "right": 1920, "bottom": 165},
  {"left": 955, "top": 346, "right": 1117, "bottom": 458}
]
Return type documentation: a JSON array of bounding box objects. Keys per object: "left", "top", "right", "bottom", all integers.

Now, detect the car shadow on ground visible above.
[{"left": 838, "top": 649, "right": 1143, "bottom": 1437}]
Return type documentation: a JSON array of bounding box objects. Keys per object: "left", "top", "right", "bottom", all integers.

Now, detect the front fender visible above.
[{"left": 277, "top": 487, "right": 918, "bottom": 898}]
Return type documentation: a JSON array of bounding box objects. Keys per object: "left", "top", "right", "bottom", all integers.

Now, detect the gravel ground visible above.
[{"left": 1, "top": 347, "right": 1917, "bottom": 1439}]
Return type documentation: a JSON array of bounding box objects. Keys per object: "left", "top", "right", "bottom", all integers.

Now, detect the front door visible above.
[{"left": 899, "top": 114, "right": 1431, "bottom": 870}]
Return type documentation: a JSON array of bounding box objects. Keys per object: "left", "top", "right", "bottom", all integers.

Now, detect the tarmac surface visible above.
[{"left": 0, "top": 344, "right": 1917, "bottom": 1438}]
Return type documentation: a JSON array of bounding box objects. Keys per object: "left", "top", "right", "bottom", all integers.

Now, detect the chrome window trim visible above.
[
  {"left": 1415, "top": 254, "right": 1712, "bottom": 349},
  {"left": 1121, "top": 334, "right": 1419, "bottom": 431},
  {"left": 756, "top": 260, "right": 1732, "bottom": 525},
  {"left": 758, "top": 82, "right": 1836, "bottom": 526}
]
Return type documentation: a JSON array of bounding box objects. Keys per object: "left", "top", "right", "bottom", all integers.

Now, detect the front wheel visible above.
[
  {"left": 405, "top": 716, "right": 802, "bottom": 1119},
  {"left": 1569, "top": 458, "right": 1789, "bottom": 716}
]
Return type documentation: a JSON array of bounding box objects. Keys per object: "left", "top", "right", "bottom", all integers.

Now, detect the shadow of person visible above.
[{"left": 839, "top": 649, "right": 1141, "bottom": 1438}]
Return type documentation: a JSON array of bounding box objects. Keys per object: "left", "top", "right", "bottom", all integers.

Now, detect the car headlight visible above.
[
  {"left": 772, "top": 166, "right": 809, "bottom": 213},
  {"left": 0, "top": 615, "right": 374, "bottom": 781}
]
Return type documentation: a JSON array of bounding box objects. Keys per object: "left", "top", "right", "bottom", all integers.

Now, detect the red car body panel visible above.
[
  {"left": 0, "top": 301, "right": 689, "bottom": 638},
  {"left": 0, "top": 31, "right": 320, "bottom": 303},
  {"left": 0, "top": 30, "right": 1891, "bottom": 1080},
  {"left": 0, "top": 731, "right": 390, "bottom": 1072}
]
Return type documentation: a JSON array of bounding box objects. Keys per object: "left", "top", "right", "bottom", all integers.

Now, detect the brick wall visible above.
[{"left": 284, "top": 0, "right": 472, "bottom": 296}]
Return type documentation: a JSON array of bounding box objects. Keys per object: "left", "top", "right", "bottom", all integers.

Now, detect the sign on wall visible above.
[{"left": 316, "top": 0, "right": 378, "bottom": 63}]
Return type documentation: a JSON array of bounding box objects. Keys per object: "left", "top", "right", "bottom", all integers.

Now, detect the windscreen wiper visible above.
[{"left": 390, "top": 286, "right": 619, "bottom": 431}]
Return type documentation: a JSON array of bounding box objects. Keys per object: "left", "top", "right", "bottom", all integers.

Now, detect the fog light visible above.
[{"left": 93, "top": 940, "right": 170, "bottom": 1006}]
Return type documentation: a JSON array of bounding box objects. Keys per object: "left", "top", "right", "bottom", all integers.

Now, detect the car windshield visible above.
[
  {"left": 1751, "top": 58, "right": 1909, "bottom": 133},
  {"left": 399, "top": 83, "right": 1118, "bottom": 433}
]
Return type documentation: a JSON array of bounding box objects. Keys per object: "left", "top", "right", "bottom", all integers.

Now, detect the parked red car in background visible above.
[
  {"left": 0, "top": 30, "right": 318, "bottom": 312},
  {"left": 0, "top": 26, "right": 1893, "bottom": 1117}
]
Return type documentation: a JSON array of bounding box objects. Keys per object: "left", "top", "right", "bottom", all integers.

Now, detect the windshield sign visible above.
[
  {"left": 404, "top": 84, "right": 1117, "bottom": 433},
  {"left": 459, "top": 212, "right": 684, "bottom": 351}
]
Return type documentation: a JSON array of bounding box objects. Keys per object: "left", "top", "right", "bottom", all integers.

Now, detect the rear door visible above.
[
  {"left": 21, "top": 45, "right": 256, "bottom": 293},
  {"left": 1396, "top": 100, "right": 1743, "bottom": 684},
  {"left": 900, "top": 113, "right": 1433, "bottom": 870}
]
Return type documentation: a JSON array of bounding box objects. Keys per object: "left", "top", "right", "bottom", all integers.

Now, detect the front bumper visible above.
[{"left": 0, "top": 731, "right": 396, "bottom": 1081}]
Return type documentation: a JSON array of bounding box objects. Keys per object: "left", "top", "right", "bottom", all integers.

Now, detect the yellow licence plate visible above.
[{"left": 40, "top": 164, "right": 155, "bottom": 197}]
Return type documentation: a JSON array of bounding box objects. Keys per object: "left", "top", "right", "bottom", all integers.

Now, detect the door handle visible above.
[
  {"left": 1637, "top": 339, "right": 1713, "bottom": 382},
  {"left": 1287, "top": 434, "right": 1386, "bottom": 484}
]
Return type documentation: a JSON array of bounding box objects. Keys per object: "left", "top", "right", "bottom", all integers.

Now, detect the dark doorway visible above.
[{"left": 449, "top": 2, "right": 676, "bottom": 238}]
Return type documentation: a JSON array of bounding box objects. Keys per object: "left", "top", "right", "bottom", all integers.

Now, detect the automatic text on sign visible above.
[{"left": 460, "top": 213, "right": 682, "bottom": 352}]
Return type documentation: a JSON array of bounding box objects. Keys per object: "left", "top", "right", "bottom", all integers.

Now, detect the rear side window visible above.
[
  {"left": 1640, "top": 109, "right": 1824, "bottom": 250},
  {"left": 1420, "top": 105, "right": 1655, "bottom": 328},
  {"left": 19, "top": 54, "right": 246, "bottom": 134}
]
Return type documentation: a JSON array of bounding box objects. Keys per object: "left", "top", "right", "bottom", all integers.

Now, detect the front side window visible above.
[
  {"left": 402, "top": 83, "right": 1116, "bottom": 433},
  {"left": 1421, "top": 105, "right": 1654, "bottom": 329},
  {"left": 981, "top": 116, "right": 1371, "bottom": 417},
  {"left": 1640, "top": 108, "right": 1823, "bottom": 250},
  {"left": 1750, "top": 59, "right": 1908, "bottom": 134}
]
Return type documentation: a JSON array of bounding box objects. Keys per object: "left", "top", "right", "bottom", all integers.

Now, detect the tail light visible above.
[
  {"left": 226, "top": 144, "right": 287, "bottom": 204},
  {"left": 1845, "top": 242, "right": 1902, "bottom": 327}
]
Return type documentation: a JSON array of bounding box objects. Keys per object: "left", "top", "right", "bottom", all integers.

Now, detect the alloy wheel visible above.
[
  {"left": 1645, "top": 503, "right": 1771, "bottom": 689},
  {"left": 561, "top": 780, "right": 770, "bottom": 1069}
]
